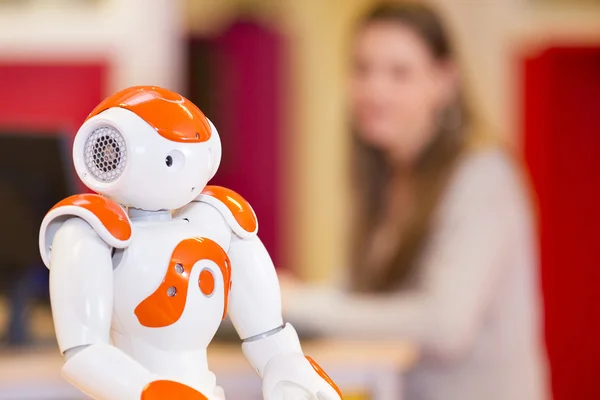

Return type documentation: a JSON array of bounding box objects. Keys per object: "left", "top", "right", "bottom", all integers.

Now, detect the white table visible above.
[{"left": 0, "top": 340, "right": 416, "bottom": 400}]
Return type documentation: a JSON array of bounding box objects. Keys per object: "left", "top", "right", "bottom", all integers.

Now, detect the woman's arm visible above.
[{"left": 283, "top": 151, "right": 525, "bottom": 360}]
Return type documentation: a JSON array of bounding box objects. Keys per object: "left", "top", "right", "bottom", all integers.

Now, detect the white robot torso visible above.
[{"left": 112, "top": 200, "right": 233, "bottom": 394}]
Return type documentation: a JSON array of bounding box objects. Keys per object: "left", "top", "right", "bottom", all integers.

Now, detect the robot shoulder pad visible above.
[
  {"left": 196, "top": 185, "right": 258, "bottom": 239},
  {"left": 39, "top": 193, "right": 132, "bottom": 268}
]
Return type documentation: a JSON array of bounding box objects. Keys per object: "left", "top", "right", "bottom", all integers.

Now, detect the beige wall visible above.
[
  {"left": 184, "top": 0, "right": 600, "bottom": 281},
  {"left": 185, "top": 0, "right": 371, "bottom": 280},
  {"left": 0, "top": 0, "right": 186, "bottom": 93},
  {"left": 434, "top": 0, "right": 600, "bottom": 147},
  {"left": 280, "top": 0, "right": 370, "bottom": 280}
]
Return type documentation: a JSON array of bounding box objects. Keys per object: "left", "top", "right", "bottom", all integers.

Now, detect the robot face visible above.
[{"left": 73, "top": 87, "right": 222, "bottom": 211}]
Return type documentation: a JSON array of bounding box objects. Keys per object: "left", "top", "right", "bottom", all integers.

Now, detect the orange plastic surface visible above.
[
  {"left": 201, "top": 186, "right": 257, "bottom": 233},
  {"left": 306, "top": 356, "right": 344, "bottom": 399},
  {"left": 141, "top": 380, "right": 208, "bottom": 400},
  {"left": 49, "top": 193, "right": 131, "bottom": 241},
  {"left": 135, "top": 237, "right": 231, "bottom": 328},
  {"left": 87, "top": 86, "right": 211, "bottom": 143}
]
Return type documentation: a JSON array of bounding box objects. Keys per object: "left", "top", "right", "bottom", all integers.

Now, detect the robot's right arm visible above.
[
  {"left": 49, "top": 217, "right": 158, "bottom": 399},
  {"left": 41, "top": 194, "right": 209, "bottom": 400}
]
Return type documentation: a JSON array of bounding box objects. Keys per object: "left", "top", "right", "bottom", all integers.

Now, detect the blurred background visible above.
[{"left": 0, "top": 0, "right": 599, "bottom": 399}]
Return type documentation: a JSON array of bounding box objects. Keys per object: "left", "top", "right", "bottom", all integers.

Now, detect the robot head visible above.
[{"left": 72, "top": 86, "right": 222, "bottom": 211}]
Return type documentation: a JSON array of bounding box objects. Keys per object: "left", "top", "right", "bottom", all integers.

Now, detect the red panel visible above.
[
  {"left": 189, "top": 21, "right": 285, "bottom": 268},
  {"left": 0, "top": 63, "right": 106, "bottom": 135},
  {"left": 522, "top": 46, "right": 600, "bottom": 400},
  {"left": 0, "top": 63, "right": 107, "bottom": 193}
]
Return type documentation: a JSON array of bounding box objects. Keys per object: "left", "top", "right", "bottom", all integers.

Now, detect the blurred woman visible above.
[{"left": 282, "top": 2, "right": 550, "bottom": 399}]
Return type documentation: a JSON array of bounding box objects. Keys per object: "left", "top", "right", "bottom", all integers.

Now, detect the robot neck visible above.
[{"left": 128, "top": 208, "right": 172, "bottom": 222}]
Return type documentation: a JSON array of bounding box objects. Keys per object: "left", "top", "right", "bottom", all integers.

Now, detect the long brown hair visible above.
[{"left": 350, "top": 1, "right": 487, "bottom": 293}]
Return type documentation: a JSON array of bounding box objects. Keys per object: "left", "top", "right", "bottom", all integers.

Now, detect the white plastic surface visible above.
[
  {"left": 172, "top": 200, "right": 232, "bottom": 247},
  {"left": 39, "top": 204, "right": 132, "bottom": 268},
  {"left": 109, "top": 208, "right": 232, "bottom": 395},
  {"left": 227, "top": 235, "right": 283, "bottom": 339},
  {"left": 72, "top": 107, "right": 221, "bottom": 211},
  {"left": 262, "top": 352, "right": 341, "bottom": 400},
  {"left": 206, "top": 118, "right": 222, "bottom": 181},
  {"left": 62, "top": 343, "right": 156, "bottom": 400},
  {"left": 193, "top": 194, "right": 258, "bottom": 239},
  {"left": 242, "top": 323, "right": 302, "bottom": 378},
  {"left": 48, "top": 218, "right": 115, "bottom": 353},
  {"left": 242, "top": 324, "right": 341, "bottom": 400}
]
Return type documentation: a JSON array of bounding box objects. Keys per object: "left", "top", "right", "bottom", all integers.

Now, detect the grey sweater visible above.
[{"left": 283, "top": 149, "right": 550, "bottom": 400}]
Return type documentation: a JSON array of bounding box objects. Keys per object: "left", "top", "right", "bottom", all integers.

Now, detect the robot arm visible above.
[
  {"left": 227, "top": 235, "right": 342, "bottom": 400},
  {"left": 194, "top": 186, "right": 342, "bottom": 399},
  {"left": 49, "top": 218, "right": 158, "bottom": 400}
]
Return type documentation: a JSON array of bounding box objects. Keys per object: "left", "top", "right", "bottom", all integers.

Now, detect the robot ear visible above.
[
  {"left": 73, "top": 116, "right": 128, "bottom": 186},
  {"left": 206, "top": 118, "right": 222, "bottom": 181}
]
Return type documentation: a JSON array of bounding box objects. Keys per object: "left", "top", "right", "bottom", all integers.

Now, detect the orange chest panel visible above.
[{"left": 134, "top": 237, "right": 232, "bottom": 328}]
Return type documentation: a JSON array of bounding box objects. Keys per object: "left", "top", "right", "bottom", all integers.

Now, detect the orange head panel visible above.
[
  {"left": 201, "top": 186, "right": 258, "bottom": 233},
  {"left": 50, "top": 194, "right": 131, "bottom": 241},
  {"left": 86, "top": 86, "right": 211, "bottom": 143}
]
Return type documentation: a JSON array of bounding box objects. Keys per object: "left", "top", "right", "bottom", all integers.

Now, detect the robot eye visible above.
[{"left": 165, "top": 150, "right": 185, "bottom": 171}]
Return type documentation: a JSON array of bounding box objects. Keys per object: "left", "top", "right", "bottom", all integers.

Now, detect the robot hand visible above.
[
  {"left": 242, "top": 324, "right": 342, "bottom": 400},
  {"left": 261, "top": 353, "right": 343, "bottom": 400}
]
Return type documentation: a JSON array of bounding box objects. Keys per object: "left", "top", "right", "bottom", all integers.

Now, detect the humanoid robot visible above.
[{"left": 38, "top": 86, "right": 342, "bottom": 400}]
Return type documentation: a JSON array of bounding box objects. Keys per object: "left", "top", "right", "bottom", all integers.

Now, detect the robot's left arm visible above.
[
  {"left": 194, "top": 187, "right": 342, "bottom": 400},
  {"left": 227, "top": 235, "right": 342, "bottom": 400}
]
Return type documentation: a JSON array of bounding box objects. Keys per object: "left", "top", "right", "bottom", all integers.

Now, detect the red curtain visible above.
[
  {"left": 0, "top": 63, "right": 106, "bottom": 193},
  {"left": 0, "top": 63, "right": 106, "bottom": 134},
  {"left": 522, "top": 46, "right": 600, "bottom": 400},
  {"left": 188, "top": 20, "right": 286, "bottom": 268}
]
